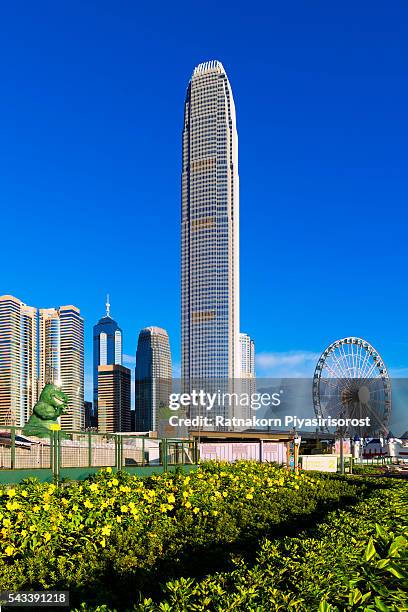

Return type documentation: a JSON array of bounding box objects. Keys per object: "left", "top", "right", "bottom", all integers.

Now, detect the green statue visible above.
[{"left": 22, "top": 384, "right": 69, "bottom": 438}]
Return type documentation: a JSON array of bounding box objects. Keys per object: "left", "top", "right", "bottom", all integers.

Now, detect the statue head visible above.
[{"left": 34, "top": 384, "right": 69, "bottom": 420}]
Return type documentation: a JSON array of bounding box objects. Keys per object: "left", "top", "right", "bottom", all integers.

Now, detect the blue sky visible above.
[{"left": 1, "top": 2, "right": 408, "bottom": 427}]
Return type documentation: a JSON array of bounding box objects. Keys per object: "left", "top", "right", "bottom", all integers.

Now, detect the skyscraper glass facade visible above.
[
  {"left": 181, "top": 61, "right": 240, "bottom": 383},
  {"left": 135, "top": 327, "right": 172, "bottom": 432},
  {"left": 39, "top": 305, "right": 84, "bottom": 430},
  {"left": 93, "top": 300, "right": 123, "bottom": 417},
  {"left": 0, "top": 296, "right": 38, "bottom": 426}
]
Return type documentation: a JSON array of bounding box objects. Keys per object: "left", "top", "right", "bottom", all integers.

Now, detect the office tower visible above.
[
  {"left": 135, "top": 327, "right": 172, "bottom": 432},
  {"left": 181, "top": 61, "right": 240, "bottom": 381},
  {"left": 181, "top": 60, "right": 240, "bottom": 427},
  {"left": 93, "top": 296, "right": 122, "bottom": 418},
  {"left": 97, "top": 364, "right": 131, "bottom": 433},
  {"left": 0, "top": 295, "right": 38, "bottom": 426},
  {"left": 84, "top": 400, "right": 96, "bottom": 429},
  {"left": 39, "top": 305, "right": 84, "bottom": 430},
  {"left": 239, "top": 333, "right": 255, "bottom": 379}
]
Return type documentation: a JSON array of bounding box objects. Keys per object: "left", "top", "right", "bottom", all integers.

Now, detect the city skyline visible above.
[{"left": 1, "top": 3, "right": 408, "bottom": 413}]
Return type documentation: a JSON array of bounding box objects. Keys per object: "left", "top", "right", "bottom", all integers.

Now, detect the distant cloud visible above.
[
  {"left": 256, "top": 351, "right": 320, "bottom": 378},
  {"left": 123, "top": 354, "right": 136, "bottom": 366}
]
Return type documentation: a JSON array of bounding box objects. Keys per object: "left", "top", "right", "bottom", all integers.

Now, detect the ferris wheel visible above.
[{"left": 313, "top": 337, "right": 391, "bottom": 437}]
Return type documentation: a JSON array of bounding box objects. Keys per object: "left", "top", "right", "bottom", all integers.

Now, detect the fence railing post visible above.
[
  {"left": 88, "top": 431, "right": 92, "bottom": 468},
  {"left": 119, "top": 436, "right": 123, "bottom": 470},
  {"left": 10, "top": 428, "right": 15, "bottom": 469},
  {"left": 162, "top": 439, "right": 168, "bottom": 472},
  {"left": 52, "top": 430, "right": 59, "bottom": 483},
  {"left": 142, "top": 437, "right": 145, "bottom": 467}
]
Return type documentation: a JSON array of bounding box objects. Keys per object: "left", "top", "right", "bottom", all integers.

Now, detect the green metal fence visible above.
[{"left": 0, "top": 427, "right": 199, "bottom": 484}]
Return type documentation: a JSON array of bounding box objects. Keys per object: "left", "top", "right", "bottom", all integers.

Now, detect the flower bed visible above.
[{"left": 0, "top": 462, "right": 406, "bottom": 610}]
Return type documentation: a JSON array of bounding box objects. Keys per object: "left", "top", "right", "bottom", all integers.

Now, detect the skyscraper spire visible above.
[{"left": 105, "top": 294, "right": 111, "bottom": 318}]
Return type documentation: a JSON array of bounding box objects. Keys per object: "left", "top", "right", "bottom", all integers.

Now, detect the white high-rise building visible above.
[
  {"left": 39, "top": 305, "right": 84, "bottom": 430},
  {"left": 181, "top": 61, "right": 240, "bottom": 389},
  {"left": 0, "top": 295, "right": 38, "bottom": 426},
  {"left": 239, "top": 333, "right": 255, "bottom": 379}
]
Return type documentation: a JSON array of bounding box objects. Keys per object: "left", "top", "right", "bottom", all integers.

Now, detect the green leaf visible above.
[
  {"left": 364, "top": 537, "right": 377, "bottom": 562},
  {"left": 388, "top": 535, "right": 407, "bottom": 557},
  {"left": 318, "top": 600, "right": 332, "bottom": 612},
  {"left": 386, "top": 564, "right": 405, "bottom": 579},
  {"left": 374, "top": 597, "right": 391, "bottom": 612},
  {"left": 376, "top": 558, "right": 390, "bottom": 569},
  {"left": 375, "top": 524, "right": 389, "bottom": 542}
]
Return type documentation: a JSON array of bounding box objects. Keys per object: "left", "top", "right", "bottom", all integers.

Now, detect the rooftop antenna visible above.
[{"left": 105, "top": 293, "right": 111, "bottom": 317}]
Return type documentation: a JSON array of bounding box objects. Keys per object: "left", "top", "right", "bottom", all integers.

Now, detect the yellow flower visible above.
[
  {"left": 112, "top": 478, "right": 119, "bottom": 486},
  {"left": 43, "top": 532, "right": 51, "bottom": 542},
  {"left": 160, "top": 504, "right": 168, "bottom": 513},
  {"left": 29, "top": 525, "right": 36, "bottom": 532},
  {"left": 101, "top": 525, "right": 111, "bottom": 536},
  {"left": 167, "top": 494, "right": 175, "bottom": 504},
  {"left": 120, "top": 505, "right": 129, "bottom": 513},
  {"left": 193, "top": 507, "right": 200, "bottom": 514},
  {"left": 84, "top": 500, "right": 93, "bottom": 509},
  {"left": 100, "top": 537, "right": 106, "bottom": 548},
  {"left": 6, "top": 501, "right": 19, "bottom": 511},
  {"left": 245, "top": 493, "right": 253, "bottom": 500},
  {"left": 5, "top": 545, "right": 14, "bottom": 556},
  {"left": 2, "top": 518, "right": 11, "bottom": 528},
  {"left": 116, "top": 516, "right": 122, "bottom": 523},
  {"left": 7, "top": 488, "right": 16, "bottom": 498},
  {"left": 89, "top": 483, "right": 99, "bottom": 492},
  {"left": 185, "top": 501, "right": 192, "bottom": 508},
  {"left": 222, "top": 492, "right": 228, "bottom": 497},
  {"left": 106, "top": 466, "right": 112, "bottom": 473},
  {"left": 21, "top": 490, "right": 28, "bottom": 498}
]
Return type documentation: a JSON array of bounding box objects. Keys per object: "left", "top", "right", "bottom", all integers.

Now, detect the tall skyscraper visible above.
[
  {"left": 0, "top": 295, "right": 84, "bottom": 430},
  {"left": 181, "top": 61, "right": 240, "bottom": 383},
  {"left": 93, "top": 296, "right": 122, "bottom": 418},
  {"left": 0, "top": 295, "right": 38, "bottom": 426},
  {"left": 135, "top": 327, "right": 172, "bottom": 432},
  {"left": 39, "top": 305, "right": 84, "bottom": 430},
  {"left": 97, "top": 364, "right": 131, "bottom": 433}
]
